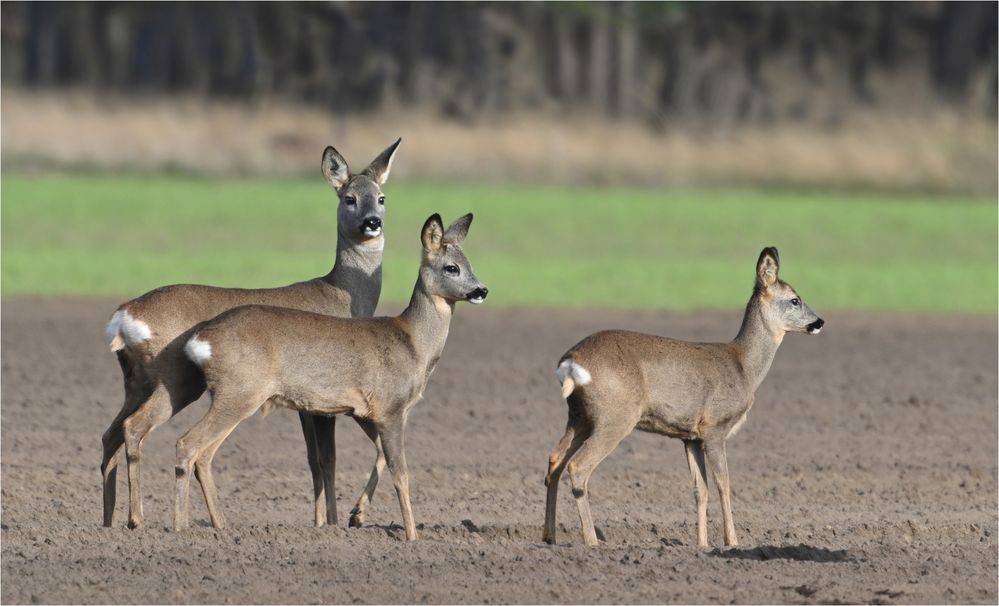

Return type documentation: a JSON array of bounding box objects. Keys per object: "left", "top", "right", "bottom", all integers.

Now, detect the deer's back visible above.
[
  {"left": 196, "top": 306, "right": 421, "bottom": 418},
  {"left": 118, "top": 279, "right": 350, "bottom": 353},
  {"left": 563, "top": 330, "right": 749, "bottom": 439}
]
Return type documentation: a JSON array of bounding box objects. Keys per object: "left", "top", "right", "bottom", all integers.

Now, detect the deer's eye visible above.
[
  {"left": 790, "top": 297, "right": 800, "bottom": 306},
  {"left": 378, "top": 195, "right": 385, "bottom": 205},
  {"left": 344, "top": 196, "right": 356, "bottom": 206},
  {"left": 444, "top": 264, "right": 460, "bottom": 276}
]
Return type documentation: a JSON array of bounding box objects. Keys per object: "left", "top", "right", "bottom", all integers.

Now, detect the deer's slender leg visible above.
[
  {"left": 298, "top": 413, "right": 327, "bottom": 527},
  {"left": 101, "top": 403, "right": 132, "bottom": 527},
  {"left": 683, "top": 439, "right": 709, "bottom": 547},
  {"left": 378, "top": 419, "right": 416, "bottom": 541},
  {"left": 349, "top": 418, "right": 385, "bottom": 528},
  {"left": 543, "top": 417, "right": 590, "bottom": 544},
  {"left": 194, "top": 431, "right": 236, "bottom": 529},
  {"left": 102, "top": 351, "right": 147, "bottom": 527},
  {"left": 314, "top": 415, "right": 338, "bottom": 525},
  {"left": 704, "top": 439, "right": 738, "bottom": 547},
  {"left": 175, "top": 394, "right": 260, "bottom": 531},
  {"left": 566, "top": 421, "right": 634, "bottom": 546},
  {"left": 122, "top": 384, "right": 172, "bottom": 529}
]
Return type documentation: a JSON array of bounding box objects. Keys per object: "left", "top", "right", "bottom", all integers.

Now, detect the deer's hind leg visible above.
[
  {"left": 122, "top": 383, "right": 172, "bottom": 529},
  {"left": 122, "top": 354, "right": 206, "bottom": 529},
  {"left": 543, "top": 410, "right": 590, "bottom": 545},
  {"left": 566, "top": 415, "right": 636, "bottom": 546},
  {"left": 194, "top": 430, "right": 238, "bottom": 529},
  {"left": 101, "top": 351, "right": 151, "bottom": 527},
  {"left": 101, "top": 402, "right": 133, "bottom": 527},
  {"left": 175, "top": 390, "right": 263, "bottom": 531}
]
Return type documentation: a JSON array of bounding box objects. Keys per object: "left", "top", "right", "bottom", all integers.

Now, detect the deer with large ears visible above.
[
  {"left": 101, "top": 138, "right": 401, "bottom": 530},
  {"left": 176, "top": 213, "right": 488, "bottom": 539},
  {"left": 543, "top": 247, "right": 824, "bottom": 547}
]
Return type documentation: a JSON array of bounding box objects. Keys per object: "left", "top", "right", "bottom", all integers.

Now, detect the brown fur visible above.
[
  {"left": 100, "top": 139, "right": 401, "bottom": 530},
  {"left": 174, "top": 214, "right": 488, "bottom": 540},
  {"left": 543, "top": 247, "right": 823, "bottom": 547}
]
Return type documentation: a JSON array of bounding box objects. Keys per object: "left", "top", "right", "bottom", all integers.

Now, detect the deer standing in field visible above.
[
  {"left": 101, "top": 139, "right": 401, "bottom": 529},
  {"left": 543, "top": 247, "right": 824, "bottom": 547},
  {"left": 175, "top": 213, "right": 487, "bottom": 539}
]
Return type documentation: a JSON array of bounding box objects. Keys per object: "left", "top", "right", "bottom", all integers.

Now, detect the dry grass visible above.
[{"left": 2, "top": 89, "right": 995, "bottom": 193}]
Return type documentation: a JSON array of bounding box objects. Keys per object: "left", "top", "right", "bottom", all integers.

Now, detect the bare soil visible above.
[{"left": 1, "top": 298, "right": 996, "bottom": 604}]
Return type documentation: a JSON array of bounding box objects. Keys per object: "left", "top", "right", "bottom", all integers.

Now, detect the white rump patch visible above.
[
  {"left": 106, "top": 309, "right": 152, "bottom": 348},
  {"left": 106, "top": 310, "right": 126, "bottom": 345},
  {"left": 556, "top": 358, "right": 592, "bottom": 386},
  {"left": 184, "top": 335, "right": 212, "bottom": 365}
]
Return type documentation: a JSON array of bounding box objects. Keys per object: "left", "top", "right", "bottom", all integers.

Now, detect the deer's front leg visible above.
[
  {"left": 704, "top": 438, "right": 738, "bottom": 547},
  {"left": 349, "top": 418, "right": 386, "bottom": 528},
  {"left": 378, "top": 419, "right": 417, "bottom": 541},
  {"left": 683, "top": 439, "right": 710, "bottom": 548},
  {"left": 298, "top": 413, "right": 327, "bottom": 527},
  {"left": 314, "top": 415, "right": 338, "bottom": 526}
]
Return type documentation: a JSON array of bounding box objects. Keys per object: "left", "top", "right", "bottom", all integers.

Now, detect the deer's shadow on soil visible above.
[{"left": 710, "top": 543, "right": 854, "bottom": 563}]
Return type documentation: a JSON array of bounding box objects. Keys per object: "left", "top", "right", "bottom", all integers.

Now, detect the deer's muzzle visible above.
[
  {"left": 466, "top": 287, "right": 488, "bottom": 304},
  {"left": 360, "top": 216, "right": 382, "bottom": 237}
]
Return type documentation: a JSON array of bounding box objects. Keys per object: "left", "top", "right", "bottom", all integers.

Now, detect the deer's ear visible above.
[
  {"left": 756, "top": 246, "right": 780, "bottom": 288},
  {"left": 421, "top": 213, "right": 444, "bottom": 253},
  {"left": 362, "top": 137, "right": 402, "bottom": 185},
  {"left": 321, "top": 146, "right": 350, "bottom": 191},
  {"left": 443, "top": 213, "right": 473, "bottom": 244}
]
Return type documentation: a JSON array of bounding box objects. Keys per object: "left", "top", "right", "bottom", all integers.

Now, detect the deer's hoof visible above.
[
  {"left": 126, "top": 518, "right": 143, "bottom": 530},
  {"left": 348, "top": 514, "right": 364, "bottom": 528}
]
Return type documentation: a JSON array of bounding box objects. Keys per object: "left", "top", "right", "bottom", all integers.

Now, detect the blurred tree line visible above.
[{"left": 2, "top": 1, "right": 996, "bottom": 126}]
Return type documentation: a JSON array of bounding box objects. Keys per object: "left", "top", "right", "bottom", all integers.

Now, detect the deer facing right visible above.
[
  {"left": 543, "top": 247, "right": 824, "bottom": 547},
  {"left": 176, "top": 213, "right": 487, "bottom": 540}
]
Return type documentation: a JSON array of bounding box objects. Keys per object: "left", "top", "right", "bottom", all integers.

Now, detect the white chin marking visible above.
[
  {"left": 184, "top": 336, "right": 212, "bottom": 365},
  {"left": 108, "top": 309, "right": 152, "bottom": 346},
  {"left": 468, "top": 297, "right": 485, "bottom": 305},
  {"left": 809, "top": 327, "right": 822, "bottom": 335},
  {"left": 556, "top": 359, "right": 592, "bottom": 386},
  {"left": 363, "top": 228, "right": 382, "bottom": 238}
]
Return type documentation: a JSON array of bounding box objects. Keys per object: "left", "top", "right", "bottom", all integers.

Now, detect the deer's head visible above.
[
  {"left": 419, "top": 213, "right": 488, "bottom": 305},
  {"left": 321, "top": 138, "right": 402, "bottom": 245}
]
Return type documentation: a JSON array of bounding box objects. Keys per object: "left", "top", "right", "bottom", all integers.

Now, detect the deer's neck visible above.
[
  {"left": 322, "top": 234, "right": 384, "bottom": 318},
  {"left": 731, "top": 295, "right": 784, "bottom": 391},
  {"left": 399, "top": 274, "right": 454, "bottom": 364}
]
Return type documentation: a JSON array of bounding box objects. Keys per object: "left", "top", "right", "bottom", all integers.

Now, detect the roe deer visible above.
[
  {"left": 176, "top": 213, "right": 487, "bottom": 539},
  {"left": 543, "top": 247, "right": 824, "bottom": 547},
  {"left": 101, "top": 138, "right": 401, "bottom": 529}
]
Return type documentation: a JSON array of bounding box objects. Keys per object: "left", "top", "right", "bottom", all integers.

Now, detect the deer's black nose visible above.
[
  {"left": 360, "top": 217, "right": 382, "bottom": 234},
  {"left": 467, "top": 287, "right": 488, "bottom": 303},
  {"left": 807, "top": 318, "right": 824, "bottom": 334}
]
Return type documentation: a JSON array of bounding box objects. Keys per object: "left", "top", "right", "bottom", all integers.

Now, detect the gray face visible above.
[
  {"left": 430, "top": 241, "right": 488, "bottom": 304},
  {"left": 420, "top": 213, "right": 489, "bottom": 304},
  {"left": 321, "top": 138, "right": 401, "bottom": 244},
  {"left": 771, "top": 281, "right": 823, "bottom": 334},
  {"left": 337, "top": 174, "right": 386, "bottom": 242}
]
